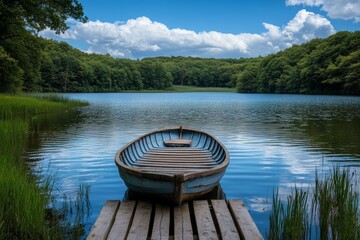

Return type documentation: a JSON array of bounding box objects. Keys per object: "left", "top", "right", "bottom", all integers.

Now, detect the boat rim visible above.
[{"left": 114, "top": 126, "right": 230, "bottom": 182}]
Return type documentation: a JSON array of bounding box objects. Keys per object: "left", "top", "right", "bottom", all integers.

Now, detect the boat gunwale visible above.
[{"left": 114, "top": 126, "right": 230, "bottom": 182}]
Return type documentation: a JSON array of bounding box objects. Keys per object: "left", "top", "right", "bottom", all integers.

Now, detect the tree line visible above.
[
  {"left": 236, "top": 31, "right": 360, "bottom": 95},
  {"left": 0, "top": 1, "right": 359, "bottom": 94}
]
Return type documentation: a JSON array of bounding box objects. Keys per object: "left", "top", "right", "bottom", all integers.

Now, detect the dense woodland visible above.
[{"left": 0, "top": 1, "right": 359, "bottom": 94}]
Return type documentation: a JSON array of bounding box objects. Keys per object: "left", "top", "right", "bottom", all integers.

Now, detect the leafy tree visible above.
[
  {"left": 0, "top": 0, "right": 87, "bottom": 35},
  {"left": 0, "top": 0, "right": 86, "bottom": 92},
  {"left": 0, "top": 46, "right": 23, "bottom": 93}
]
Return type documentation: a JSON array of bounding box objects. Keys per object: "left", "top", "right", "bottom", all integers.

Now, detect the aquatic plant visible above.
[
  {"left": 268, "top": 167, "right": 360, "bottom": 240},
  {"left": 312, "top": 167, "right": 360, "bottom": 240},
  {"left": 0, "top": 94, "right": 90, "bottom": 239},
  {"left": 0, "top": 94, "right": 87, "bottom": 119},
  {"left": 268, "top": 188, "right": 309, "bottom": 240}
]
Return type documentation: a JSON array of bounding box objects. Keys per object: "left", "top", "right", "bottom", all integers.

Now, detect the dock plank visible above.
[
  {"left": 193, "top": 200, "right": 218, "bottom": 240},
  {"left": 127, "top": 201, "right": 153, "bottom": 240},
  {"left": 211, "top": 200, "right": 240, "bottom": 240},
  {"left": 228, "top": 200, "right": 263, "bottom": 240},
  {"left": 87, "top": 200, "right": 120, "bottom": 240},
  {"left": 174, "top": 202, "right": 193, "bottom": 240},
  {"left": 151, "top": 205, "right": 170, "bottom": 240},
  {"left": 107, "top": 201, "right": 136, "bottom": 240},
  {"left": 87, "top": 199, "right": 263, "bottom": 240}
]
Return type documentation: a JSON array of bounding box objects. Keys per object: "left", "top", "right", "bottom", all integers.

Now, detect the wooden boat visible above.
[{"left": 115, "top": 126, "right": 230, "bottom": 205}]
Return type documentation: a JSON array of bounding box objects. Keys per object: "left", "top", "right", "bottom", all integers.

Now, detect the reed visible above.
[
  {"left": 0, "top": 94, "right": 87, "bottom": 119},
  {"left": 268, "top": 189, "right": 283, "bottom": 240},
  {"left": 282, "top": 188, "right": 309, "bottom": 240},
  {"left": 0, "top": 94, "right": 90, "bottom": 239},
  {"left": 268, "top": 188, "right": 309, "bottom": 240},
  {"left": 0, "top": 165, "right": 47, "bottom": 239},
  {"left": 313, "top": 167, "right": 360, "bottom": 239},
  {"left": 268, "top": 167, "right": 360, "bottom": 239}
]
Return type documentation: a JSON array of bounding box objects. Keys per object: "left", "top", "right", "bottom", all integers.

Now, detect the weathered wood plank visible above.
[
  {"left": 107, "top": 201, "right": 136, "bottom": 240},
  {"left": 87, "top": 200, "right": 120, "bottom": 240},
  {"left": 135, "top": 163, "right": 214, "bottom": 168},
  {"left": 228, "top": 200, "right": 263, "bottom": 240},
  {"left": 137, "top": 159, "right": 214, "bottom": 164},
  {"left": 127, "top": 201, "right": 153, "bottom": 240},
  {"left": 148, "top": 147, "right": 206, "bottom": 152},
  {"left": 141, "top": 169, "right": 197, "bottom": 174},
  {"left": 135, "top": 164, "right": 210, "bottom": 168},
  {"left": 174, "top": 202, "right": 193, "bottom": 240},
  {"left": 193, "top": 200, "right": 218, "bottom": 240},
  {"left": 139, "top": 159, "right": 216, "bottom": 164},
  {"left": 164, "top": 139, "right": 192, "bottom": 147},
  {"left": 145, "top": 150, "right": 210, "bottom": 154},
  {"left": 211, "top": 200, "right": 240, "bottom": 240},
  {"left": 87, "top": 199, "right": 262, "bottom": 240},
  {"left": 147, "top": 155, "right": 211, "bottom": 158},
  {"left": 142, "top": 155, "right": 212, "bottom": 159},
  {"left": 151, "top": 205, "right": 170, "bottom": 240},
  {"left": 144, "top": 154, "right": 211, "bottom": 158}
]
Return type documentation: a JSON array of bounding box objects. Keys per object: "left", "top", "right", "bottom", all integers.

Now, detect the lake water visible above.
[{"left": 26, "top": 93, "right": 360, "bottom": 237}]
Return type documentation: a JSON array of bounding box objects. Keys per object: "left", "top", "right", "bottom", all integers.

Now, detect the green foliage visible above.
[
  {"left": 0, "top": 94, "right": 89, "bottom": 239},
  {"left": 313, "top": 168, "right": 360, "bottom": 240},
  {"left": 268, "top": 188, "right": 309, "bottom": 240},
  {"left": 0, "top": 0, "right": 359, "bottom": 97},
  {"left": 0, "top": 0, "right": 86, "bottom": 93},
  {"left": 0, "top": 0, "right": 87, "bottom": 34},
  {"left": 1, "top": 27, "right": 42, "bottom": 91},
  {"left": 0, "top": 94, "right": 86, "bottom": 119},
  {"left": 268, "top": 167, "right": 360, "bottom": 240},
  {"left": 0, "top": 46, "right": 23, "bottom": 93},
  {"left": 37, "top": 31, "right": 360, "bottom": 94},
  {"left": 236, "top": 59, "right": 260, "bottom": 92},
  {"left": 251, "top": 31, "right": 360, "bottom": 95}
]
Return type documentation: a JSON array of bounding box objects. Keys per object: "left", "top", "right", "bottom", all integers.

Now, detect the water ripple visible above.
[{"left": 27, "top": 93, "right": 360, "bottom": 237}]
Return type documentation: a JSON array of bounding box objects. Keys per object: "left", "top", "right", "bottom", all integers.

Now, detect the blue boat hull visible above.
[{"left": 115, "top": 126, "right": 229, "bottom": 205}]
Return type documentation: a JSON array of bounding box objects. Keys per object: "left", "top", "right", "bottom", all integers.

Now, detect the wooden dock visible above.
[{"left": 87, "top": 199, "right": 263, "bottom": 240}]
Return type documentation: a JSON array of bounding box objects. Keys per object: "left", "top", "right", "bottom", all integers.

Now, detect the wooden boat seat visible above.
[
  {"left": 164, "top": 139, "right": 192, "bottom": 147},
  {"left": 134, "top": 147, "right": 216, "bottom": 173}
]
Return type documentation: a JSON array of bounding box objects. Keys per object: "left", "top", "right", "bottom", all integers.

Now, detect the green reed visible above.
[
  {"left": 0, "top": 94, "right": 87, "bottom": 119},
  {"left": 268, "top": 188, "right": 309, "bottom": 240},
  {"left": 0, "top": 94, "right": 90, "bottom": 239},
  {"left": 313, "top": 167, "right": 360, "bottom": 240},
  {"left": 268, "top": 167, "right": 360, "bottom": 240},
  {"left": 0, "top": 165, "right": 48, "bottom": 239}
]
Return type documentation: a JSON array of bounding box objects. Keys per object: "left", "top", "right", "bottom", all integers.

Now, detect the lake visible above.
[{"left": 26, "top": 93, "right": 360, "bottom": 237}]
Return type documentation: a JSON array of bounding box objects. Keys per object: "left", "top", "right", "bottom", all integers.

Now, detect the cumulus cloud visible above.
[
  {"left": 286, "top": 0, "right": 360, "bottom": 22},
  {"left": 40, "top": 10, "right": 335, "bottom": 59}
]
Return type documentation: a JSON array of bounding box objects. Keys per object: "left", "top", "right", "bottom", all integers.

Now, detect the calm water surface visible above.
[{"left": 26, "top": 93, "right": 360, "bottom": 237}]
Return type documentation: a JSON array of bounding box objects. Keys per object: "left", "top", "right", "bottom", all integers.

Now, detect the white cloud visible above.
[
  {"left": 286, "top": 0, "right": 360, "bottom": 22},
  {"left": 40, "top": 10, "right": 335, "bottom": 59}
]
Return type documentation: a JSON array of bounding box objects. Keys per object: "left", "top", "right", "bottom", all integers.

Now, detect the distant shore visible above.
[{"left": 119, "top": 85, "right": 236, "bottom": 93}]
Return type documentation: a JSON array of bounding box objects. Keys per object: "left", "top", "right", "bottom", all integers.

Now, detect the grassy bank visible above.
[
  {"left": 170, "top": 85, "right": 236, "bottom": 92},
  {"left": 0, "top": 94, "right": 88, "bottom": 239},
  {"left": 268, "top": 167, "right": 360, "bottom": 239},
  {"left": 119, "top": 85, "right": 236, "bottom": 93}
]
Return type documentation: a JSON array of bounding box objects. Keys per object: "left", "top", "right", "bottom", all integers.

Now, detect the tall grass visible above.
[
  {"left": 0, "top": 94, "right": 87, "bottom": 119},
  {"left": 268, "top": 167, "right": 360, "bottom": 240},
  {"left": 313, "top": 168, "right": 360, "bottom": 240},
  {"left": 0, "top": 94, "right": 90, "bottom": 239},
  {"left": 0, "top": 165, "right": 47, "bottom": 239},
  {"left": 268, "top": 188, "right": 309, "bottom": 240}
]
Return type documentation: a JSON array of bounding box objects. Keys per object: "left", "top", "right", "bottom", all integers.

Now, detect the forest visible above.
[{"left": 0, "top": 1, "right": 359, "bottom": 94}]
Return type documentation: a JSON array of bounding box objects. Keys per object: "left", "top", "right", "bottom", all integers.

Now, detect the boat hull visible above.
[
  {"left": 119, "top": 167, "right": 226, "bottom": 204},
  {"left": 115, "top": 126, "right": 229, "bottom": 205}
]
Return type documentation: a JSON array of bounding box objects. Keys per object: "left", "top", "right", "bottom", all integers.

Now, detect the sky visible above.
[{"left": 41, "top": 0, "right": 360, "bottom": 59}]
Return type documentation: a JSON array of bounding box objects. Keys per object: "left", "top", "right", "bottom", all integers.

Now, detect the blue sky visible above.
[{"left": 41, "top": 0, "right": 360, "bottom": 59}]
